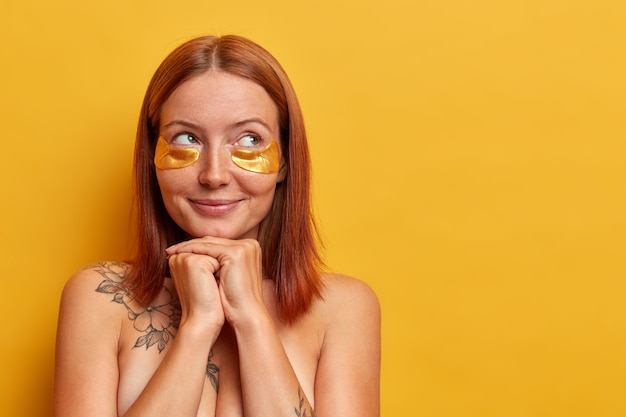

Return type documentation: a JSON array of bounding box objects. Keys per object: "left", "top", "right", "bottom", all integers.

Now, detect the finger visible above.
[
  {"left": 168, "top": 252, "right": 221, "bottom": 275},
  {"left": 168, "top": 238, "right": 261, "bottom": 262},
  {"left": 166, "top": 236, "right": 238, "bottom": 255}
]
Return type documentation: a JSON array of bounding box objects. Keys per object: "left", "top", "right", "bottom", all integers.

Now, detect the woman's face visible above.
[{"left": 156, "top": 70, "right": 284, "bottom": 240}]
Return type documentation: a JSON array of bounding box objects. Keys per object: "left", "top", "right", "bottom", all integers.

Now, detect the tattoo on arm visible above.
[
  {"left": 295, "top": 386, "right": 316, "bottom": 417},
  {"left": 93, "top": 262, "right": 181, "bottom": 353},
  {"left": 206, "top": 350, "right": 219, "bottom": 392}
]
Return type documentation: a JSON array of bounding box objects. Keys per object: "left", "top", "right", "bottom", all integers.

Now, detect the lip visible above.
[{"left": 189, "top": 198, "right": 242, "bottom": 216}]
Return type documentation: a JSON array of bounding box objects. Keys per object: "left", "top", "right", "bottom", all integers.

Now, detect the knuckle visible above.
[{"left": 241, "top": 238, "right": 261, "bottom": 252}]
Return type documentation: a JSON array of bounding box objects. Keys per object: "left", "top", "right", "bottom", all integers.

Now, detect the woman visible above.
[{"left": 54, "top": 35, "right": 380, "bottom": 417}]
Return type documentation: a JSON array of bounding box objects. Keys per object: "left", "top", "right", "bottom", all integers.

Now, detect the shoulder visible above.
[
  {"left": 59, "top": 261, "right": 131, "bottom": 327},
  {"left": 315, "top": 273, "right": 381, "bottom": 332},
  {"left": 55, "top": 262, "right": 130, "bottom": 415},
  {"left": 62, "top": 261, "right": 130, "bottom": 299},
  {"left": 312, "top": 273, "right": 381, "bottom": 412},
  {"left": 320, "top": 272, "right": 380, "bottom": 313}
]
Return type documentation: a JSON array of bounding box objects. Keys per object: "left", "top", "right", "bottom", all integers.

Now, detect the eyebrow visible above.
[
  {"left": 162, "top": 117, "right": 273, "bottom": 132},
  {"left": 162, "top": 120, "right": 198, "bottom": 130},
  {"left": 231, "top": 117, "right": 273, "bottom": 132}
]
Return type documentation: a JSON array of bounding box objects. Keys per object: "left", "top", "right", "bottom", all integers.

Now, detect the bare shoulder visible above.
[
  {"left": 55, "top": 263, "right": 131, "bottom": 415},
  {"left": 56, "top": 263, "right": 129, "bottom": 372},
  {"left": 321, "top": 272, "right": 379, "bottom": 306},
  {"left": 312, "top": 273, "right": 381, "bottom": 417},
  {"left": 62, "top": 262, "right": 130, "bottom": 299},
  {"left": 317, "top": 272, "right": 381, "bottom": 321},
  {"left": 59, "top": 261, "right": 131, "bottom": 327}
]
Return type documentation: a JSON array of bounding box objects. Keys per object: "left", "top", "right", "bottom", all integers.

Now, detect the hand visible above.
[
  {"left": 167, "top": 237, "right": 267, "bottom": 326},
  {"left": 167, "top": 251, "right": 225, "bottom": 333}
]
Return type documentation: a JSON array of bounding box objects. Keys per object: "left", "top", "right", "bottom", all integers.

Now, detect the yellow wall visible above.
[{"left": 1, "top": 0, "right": 624, "bottom": 415}]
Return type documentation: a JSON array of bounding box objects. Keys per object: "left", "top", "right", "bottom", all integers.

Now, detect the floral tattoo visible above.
[
  {"left": 93, "top": 262, "right": 181, "bottom": 353},
  {"left": 295, "top": 386, "right": 316, "bottom": 417},
  {"left": 206, "top": 350, "right": 219, "bottom": 392},
  {"left": 93, "top": 262, "right": 219, "bottom": 391}
]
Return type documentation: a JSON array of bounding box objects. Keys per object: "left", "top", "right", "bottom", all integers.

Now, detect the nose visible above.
[{"left": 198, "top": 146, "right": 232, "bottom": 188}]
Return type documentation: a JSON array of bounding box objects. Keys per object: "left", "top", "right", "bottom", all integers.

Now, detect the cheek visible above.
[
  {"left": 156, "top": 170, "right": 189, "bottom": 199},
  {"left": 237, "top": 172, "right": 280, "bottom": 196}
]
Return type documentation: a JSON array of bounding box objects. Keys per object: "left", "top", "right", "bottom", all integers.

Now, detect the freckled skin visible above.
[{"left": 54, "top": 69, "right": 380, "bottom": 417}]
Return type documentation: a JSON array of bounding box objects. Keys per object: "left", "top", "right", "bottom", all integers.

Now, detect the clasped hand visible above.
[{"left": 166, "top": 236, "right": 266, "bottom": 331}]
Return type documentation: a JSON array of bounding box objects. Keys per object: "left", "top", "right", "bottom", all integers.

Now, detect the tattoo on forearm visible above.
[
  {"left": 294, "top": 386, "right": 316, "bottom": 417},
  {"left": 93, "top": 262, "right": 181, "bottom": 353},
  {"left": 206, "top": 350, "right": 219, "bottom": 392}
]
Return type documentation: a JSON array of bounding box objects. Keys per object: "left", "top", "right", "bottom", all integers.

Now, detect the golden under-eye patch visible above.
[
  {"left": 154, "top": 137, "right": 199, "bottom": 169},
  {"left": 154, "top": 137, "right": 280, "bottom": 174},
  {"left": 231, "top": 141, "right": 280, "bottom": 173}
]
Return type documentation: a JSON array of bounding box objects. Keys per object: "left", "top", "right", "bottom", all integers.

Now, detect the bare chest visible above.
[{"left": 115, "top": 307, "right": 322, "bottom": 417}]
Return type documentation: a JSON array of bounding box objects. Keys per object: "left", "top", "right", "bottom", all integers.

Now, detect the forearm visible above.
[
  {"left": 123, "top": 323, "right": 218, "bottom": 417},
  {"left": 233, "top": 312, "right": 314, "bottom": 417}
]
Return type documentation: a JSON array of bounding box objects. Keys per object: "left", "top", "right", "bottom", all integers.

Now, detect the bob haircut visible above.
[{"left": 126, "top": 35, "right": 324, "bottom": 321}]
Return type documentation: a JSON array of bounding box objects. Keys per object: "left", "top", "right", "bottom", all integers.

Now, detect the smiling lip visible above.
[{"left": 190, "top": 199, "right": 242, "bottom": 216}]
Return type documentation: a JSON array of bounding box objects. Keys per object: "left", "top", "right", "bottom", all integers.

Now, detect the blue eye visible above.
[
  {"left": 237, "top": 134, "right": 261, "bottom": 147},
  {"left": 172, "top": 133, "right": 198, "bottom": 145}
]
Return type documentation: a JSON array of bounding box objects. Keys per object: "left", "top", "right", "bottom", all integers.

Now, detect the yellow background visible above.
[{"left": 1, "top": 0, "right": 624, "bottom": 415}]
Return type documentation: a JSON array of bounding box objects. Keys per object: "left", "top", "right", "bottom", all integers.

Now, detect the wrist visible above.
[
  {"left": 179, "top": 313, "right": 224, "bottom": 347},
  {"left": 228, "top": 306, "right": 273, "bottom": 336}
]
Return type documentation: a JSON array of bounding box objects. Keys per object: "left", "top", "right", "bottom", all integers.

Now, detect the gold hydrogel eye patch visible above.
[
  {"left": 154, "top": 137, "right": 199, "bottom": 169},
  {"left": 231, "top": 141, "right": 280, "bottom": 174},
  {"left": 154, "top": 136, "right": 280, "bottom": 174}
]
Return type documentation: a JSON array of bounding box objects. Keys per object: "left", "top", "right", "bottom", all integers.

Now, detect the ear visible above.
[{"left": 276, "top": 161, "right": 287, "bottom": 183}]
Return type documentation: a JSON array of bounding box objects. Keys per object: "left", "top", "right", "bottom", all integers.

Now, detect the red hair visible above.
[{"left": 126, "top": 35, "right": 324, "bottom": 321}]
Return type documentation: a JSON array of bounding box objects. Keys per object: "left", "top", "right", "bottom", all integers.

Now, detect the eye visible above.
[
  {"left": 236, "top": 134, "right": 261, "bottom": 147},
  {"left": 172, "top": 133, "right": 199, "bottom": 146}
]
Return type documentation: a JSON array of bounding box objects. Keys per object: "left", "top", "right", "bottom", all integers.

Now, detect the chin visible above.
[{"left": 186, "top": 226, "right": 258, "bottom": 241}]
